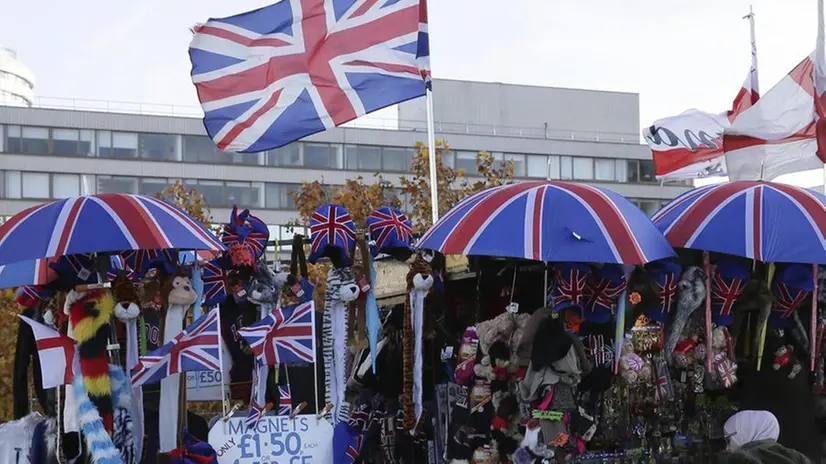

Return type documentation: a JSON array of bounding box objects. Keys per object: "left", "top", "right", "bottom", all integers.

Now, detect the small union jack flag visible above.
[
  {"left": 773, "top": 281, "right": 809, "bottom": 319},
  {"left": 201, "top": 257, "right": 230, "bottom": 307},
  {"left": 309, "top": 205, "right": 356, "bottom": 263},
  {"left": 550, "top": 264, "right": 589, "bottom": 310},
  {"left": 584, "top": 265, "right": 627, "bottom": 317},
  {"left": 278, "top": 385, "right": 292, "bottom": 415},
  {"left": 131, "top": 308, "right": 222, "bottom": 386},
  {"left": 246, "top": 400, "right": 268, "bottom": 430},
  {"left": 345, "top": 434, "right": 364, "bottom": 463},
  {"left": 238, "top": 301, "right": 316, "bottom": 365},
  {"left": 711, "top": 269, "right": 745, "bottom": 317},
  {"left": 122, "top": 249, "right": 174, "bottom": 279},
  {"left": 654, "top": 359, "right": 672, "bottom": 402},
  {"left": 107, "top": 255, "right": 136, "bottom": 282},
  {"left": 367, "top": 207, "right": 413, "bottom": 253}
]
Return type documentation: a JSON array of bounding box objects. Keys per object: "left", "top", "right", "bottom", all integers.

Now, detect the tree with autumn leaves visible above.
[{"left": 291, "top": 140, "right": 514, "bottom": 299}]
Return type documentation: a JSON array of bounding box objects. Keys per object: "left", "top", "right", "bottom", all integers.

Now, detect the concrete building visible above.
[
  {"left": 0, "top": 79, "right": 690, "bottom": 238},
  {"left": 0, "top": 47, "right": 35, "bottom": 107}
]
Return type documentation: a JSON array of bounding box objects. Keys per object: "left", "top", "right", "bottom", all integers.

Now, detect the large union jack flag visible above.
[
  {"left": 367, "top": 207, "right": 413, "bottom": 252},
  {"left": 131, "top": 308, "right": 222, "bottom": 386},
  {"left": 188, "top": 0, "right": 431, "bottom": 153},
  {"left": 238, "top": 301, "right": 316, "bottom": 365}
]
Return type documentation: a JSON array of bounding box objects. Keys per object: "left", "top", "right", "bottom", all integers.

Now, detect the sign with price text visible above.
[{"left": 209, "top": 414, "right": 333, "bottom": 464}]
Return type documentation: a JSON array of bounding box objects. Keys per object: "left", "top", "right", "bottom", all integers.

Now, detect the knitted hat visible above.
[
  {"left": 711, "top": 260, "right": 750, "bottom": 326},
  {"left": 583, "top": 264, "right": 627, "bottom": 324},
  {"left": 15, "top": 285, "right": 54, "bottom": 308},
  {"left": 366, "top": 207, "right": 414, "bottom": 260},
  {"left": 309, "top": 204, "right": 357, "bottom": 267},
  {"left": 221, "top": 206, "right": 270, "bottom": 268},
  {"left": 646, "top": 260, "right": 682, "bottom": 323},
  {"left": 769, "top": 264, "right": 813, "bottom": 328},
  {"left": 549, "top": 263, "right": 590, "bottom": 313},
  {"left": 48, "top": 254, "right": 97, "bottom": 292}
]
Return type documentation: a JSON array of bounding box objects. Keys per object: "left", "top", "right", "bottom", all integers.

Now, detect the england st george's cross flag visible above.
[{"left": 189, "top": 0, "right": 431, "bottom": 153}]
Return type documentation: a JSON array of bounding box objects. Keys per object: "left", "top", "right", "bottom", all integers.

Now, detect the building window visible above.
[
  {"left": 265, "top": 183, "right": 297, "bottom": 209},
  {"left": 594, "top": 159, "right": 615, "bottom": 181},
  {"left": 573, "top": 157, "right": 593, "bottom": 180},
  {"left": 526, "top": 155, "right": 547, "bottom": 179},
  {"left": 268, "top": 143, "right": 301, "bottom": 167},
  {"left": 52, "top": 174, "right": 80, "bottom": 198},
  {"left": 560, "top": 156, "right": 573, "bottom": 180},
  {"left": 183, "top": 135, "right": 217, "bottom": 163},
  {"left": 503, "top": 153, "right": 526, "bottom": 177},
  {"left": 455, "top": 151, "right": 478, "bottom": 175},
  {"left": 98, "top": 176, "right": 138, "bottom": 194},
  {"left": 139, "top": 133, "right": 178, "bottom": 161},
  {"left": 22, "top": 172, "right": 50, "bottom": 199},
  {"left": 440, "top": 150, "right": 455, "bottom": 169},
  {"left": 640, "top": 160, "right": 656, "bottom": 182},
  {"left": 637, "top": 200, "right": 660, "bottom": 216},
  {"left": 226, "top": 182, "right": 263, "bottom": 208},
  {"left": 345, "top": 145, "right": 382, "bottom": 171},
  {"left": 98, "top": 131, "right": 139, "bottom": 159},
  {"left": 626, "top": 160, "right": 640, "bottom": 183},
  {"left": 0, "top": 124, "right": 4, "bottom": 152},
  {"left": 4, "top": 171, "right": 21, "bottom": 199},
  {"left": 140, "top": 178, "right": 169, "bottom": 197},
  {"left": 382, "top": 147, "right": 414, "bottom": 172},
  {"left": 304, "top": 143, "right": 338, "bottom": 169},
  {"left": 615, "top": 160, "right": 628, "bottom": 183},
  {"left": 11, "top": 126, "right": 49, "bottom": 154}
]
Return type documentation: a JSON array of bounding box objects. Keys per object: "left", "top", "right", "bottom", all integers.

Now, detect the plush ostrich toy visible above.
[{"left": 158, "top": 269, "right": 197, "bottom": 453}]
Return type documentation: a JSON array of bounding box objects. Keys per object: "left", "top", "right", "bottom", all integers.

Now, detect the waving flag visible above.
[
  {"left": 18, "top": 315, "right": 76, "bottom": 389},
  {"left": 188, "top": 0, "right": 431, "bottom": 153},
  {"left": 131, "top": 308, "right": 222, "bottom": 386},
  {"left": 238, "top": 301, "right": 316, "bottom": 365},
  {"left": 278, "top": 385, "right": 292, "bottom": 415},
  {"left": 201, "top": 257, "right": 230, "bottom": 306}
]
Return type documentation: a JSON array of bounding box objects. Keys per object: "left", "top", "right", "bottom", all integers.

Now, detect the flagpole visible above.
[
  {"left": 216, "top": 305, "right": 228, "bottom": 430},
  {"left": 744, "top": 5, "right": 757, "bottom": 93},
  {"left": 426, "top": 88, "right": 439, "bottom": 224}
]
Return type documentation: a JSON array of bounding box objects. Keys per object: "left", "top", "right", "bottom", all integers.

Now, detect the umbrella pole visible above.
[
  {"left": 703, "top": 252, "right": 713, "bottom": 373},
  {"left": 813, "top": 264, "right": 819, "bottom": 372},
  {"left": 613, "top": 265, "right": 632, "bottom": 374},
  {"left": 756, "top": 263, "right": 776, "bottom": 371}
]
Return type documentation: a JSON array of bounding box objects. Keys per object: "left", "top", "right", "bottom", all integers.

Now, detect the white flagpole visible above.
[
  {"left": 426, "top": 88, "right": 439, "bottom": 224},
  {"left": 216, "top": 305, "right": 228, "bottom": 431},
  {"left": 744, "top": 5, "right": 758, "bottom": 96}
]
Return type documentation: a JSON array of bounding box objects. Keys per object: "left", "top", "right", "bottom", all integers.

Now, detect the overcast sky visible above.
[{"left": 1, "top": 0, "right": 822, "bottom": 185}]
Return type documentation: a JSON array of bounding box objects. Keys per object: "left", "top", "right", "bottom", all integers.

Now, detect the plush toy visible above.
[
  {"left": 323, "top": 266, "right": 359, "bottom": 423},
  {"left": 673, "top": 336, "right": 699, "bottom": 369},
  {"left": 348, "top": 237, "right": 372, "bottom": 349},
  {"left": 619, "top": 339, "right": 646, "bottom": 384},
  {"left": 455, "top": 328, "right": 480, "bottom": 386},
  {"left": 403, "top": 254, "right": 433, "bottom": 429},
  {"left": 474, "top": 312, "right": 530, "bottom": 382},
  {"left": 663, "top": 266, "right": 706, "bottom": 364},
  {"left": 772, "top": 344, "right": 802, "bottom": 379}
]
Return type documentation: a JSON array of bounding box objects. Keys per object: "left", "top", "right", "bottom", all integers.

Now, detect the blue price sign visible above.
[{"left": 209, "top": 414, "right": 333, "bottom": 464}]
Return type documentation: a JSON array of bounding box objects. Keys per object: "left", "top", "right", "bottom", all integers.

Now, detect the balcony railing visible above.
[{"left": 19, "top": 96, "right": 645, "bottom": 145}]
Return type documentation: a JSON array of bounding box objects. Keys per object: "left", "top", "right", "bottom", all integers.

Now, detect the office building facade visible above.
[{"left": 0, "top": 79, "right": 690, "bottom": 239}]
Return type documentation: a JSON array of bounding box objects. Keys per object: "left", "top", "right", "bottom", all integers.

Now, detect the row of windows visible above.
[
  {"left": 0, "top": 124, "right": 675, "bottom": 184},
  {"left": 0, "top": 171, "right": 416, "bottom": 213},
  {"left": 0, "top": 170, "right": 670, "bottom": 216}
]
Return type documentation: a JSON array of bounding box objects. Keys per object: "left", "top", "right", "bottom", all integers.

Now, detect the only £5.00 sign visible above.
[{"left": 208, "top": 414, "right": 333, "bottom": 464}]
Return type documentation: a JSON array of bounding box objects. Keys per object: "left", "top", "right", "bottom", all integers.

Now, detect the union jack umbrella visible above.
[
  {"left": 549, "top": 263, "right": 590, "bottom": 312},
  {"left": 309, "top": 205, "right": 357, "bottom": 265},
  {"left": 583, "top": 264, "right": 627, "bottom": 323},
  {"left": 0, "top": 258, "right": 57, "bottom": 289},
  {"left": 278, "top": 385, "right": 292, "bottom": 415},
  {"left": 367, "top": 207, "right": 414, "bottom": 256},
  {"left": 188, "top": 0, "right": 430, "bottom": 153},
  {"left": 0, "top": 194, "right": 225, "bottom": 267},
  {"left": 710, "top": 260, "right": 749, "bottom": 326},
  {"left": 769, "top": 263, "right": 813, "bottom": 328},
  {"left": 201, "top": 257, "right": 231, "bottom": 307},
  {"left": 418, "top": 181, "right": 675, "bottom": 264},
  {"left": 237, "top": 301, "right": 316, "bottom": 365},
  {"left": 652, "top": 181, "right": 826, "bottom": 264},
  {"left": 131, "top": 307, "right": 222, "bottom": 386}
]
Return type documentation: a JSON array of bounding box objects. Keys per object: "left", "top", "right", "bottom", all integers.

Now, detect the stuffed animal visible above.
[
  {"left": 403, "top": 254, "right": 433, "bottom": 429},
  {"left": 474, "top": 312, "right": 530, "bottom": 384},
  {"left": 663, "top": 266, "right": 706, "bottom": 364},
  {"left": 323, "top": 266, "right": 359, "bottom": 423},
  {"left": 619, "top": 339, "right": 646, "bottom": 384},
  {"left": 455, "top": 327, "right": 479, "bottom": 386},
  {"left": 772, "top": 344, "right": 802, "bottom": 379},
  {"left": 348, "top": 237, "right": 372, "bottom": 349}
]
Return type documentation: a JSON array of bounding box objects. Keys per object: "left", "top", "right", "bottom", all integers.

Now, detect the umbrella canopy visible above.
[
  {"left": 0, "top": 193, "right": 225, "bottom": 266},
  {"left": 652, "top": 181, "right": 826, "bottom": 264},
  {"left": 417, "top": 181, "right": 675, "bottom": 265},
  {"left": 0, "top": 258, "right": 57, "bottom": 289}
]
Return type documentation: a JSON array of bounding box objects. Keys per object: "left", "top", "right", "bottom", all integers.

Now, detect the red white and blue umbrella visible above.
[
  {"left": 652, "top": 181, "right": 826, "bottom": 264},
  {"left": 0, "top": 193, "right": 225, "bottom": 266},
  {"left": 418, "top": 181, "right": 675, "bottom": 265},
  {"left": 0, "top": 258, "right": 57, "bottom": 289}
]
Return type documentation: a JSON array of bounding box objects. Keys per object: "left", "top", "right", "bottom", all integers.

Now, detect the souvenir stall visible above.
[{"left": 0, "top": 193, "right": 227, "bottom": 464}]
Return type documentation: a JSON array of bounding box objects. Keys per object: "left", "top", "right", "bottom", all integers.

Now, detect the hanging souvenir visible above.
[
  {"left": 710, "top": 260, "right": 750, "bottom": 326},
  {"left": 201, "top": 256, "right": 231, "bottom": 307},
  {"left": 221, "top": 205, "right": 269, "bottom": 268},
  {"left": 662, "top": 266, "right": 705, "bottom": 363},
  {"left": 366, "top": 206, "right": 414, "bottom": 261},
  {"left": 308, "top": 204, "right": 357, "bottom": 268},
  {"left": 645, "top": 261, "right": 681, "bottom": 323},
  {"left": 549, "top": 263, "right": 590, "bottom": 315},
  {"left": 583, "top": 264, "right": 627, "bottom": 324},
  {"left": 768, "top": 264, "right": 813, "bottom": 329}
]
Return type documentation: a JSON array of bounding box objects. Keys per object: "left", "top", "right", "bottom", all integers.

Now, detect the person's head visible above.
[{"left": 724, "top": 410, "right": 781, "bottom": 450}]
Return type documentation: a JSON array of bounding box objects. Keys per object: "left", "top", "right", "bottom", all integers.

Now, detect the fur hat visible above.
[
  {"left": 645, "top": 260, "right": 682, "bottom": 323},
  {"left": 583, "top": 264, "right": 627, "bottom": 324},
  {"left": 366, "top": 207, "right": 414, "bottom": 261},
  {"left": 308, "top": 204, "right": 357, "bottom": 268},
  {"left": 711, "top": 260, "right": 750, "bottom": 326},
  {"left": 769, "top": 264, "right": 813, "bottom": 329},
  {"left": 549, "top": 263, "right": 590, "bottom": 313}
]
